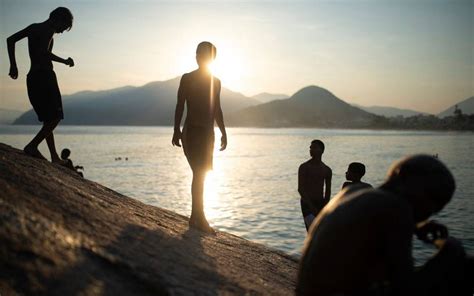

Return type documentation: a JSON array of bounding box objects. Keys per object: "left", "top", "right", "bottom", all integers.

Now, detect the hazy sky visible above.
[{"left": 1, "top": 0, "right": 472, "bottom": 113}]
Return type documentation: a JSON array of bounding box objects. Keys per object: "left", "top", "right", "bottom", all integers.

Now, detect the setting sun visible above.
[{"left": 208, "top": 50, "right": 244, "bottom": 91}]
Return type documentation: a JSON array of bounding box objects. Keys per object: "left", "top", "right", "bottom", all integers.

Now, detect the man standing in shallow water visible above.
[
  {"left": 7, "top": 7, "right": 74, "bottom": 163},
  {"left": 298, "top": 139, "right": 332, "bottom": 231},
  {"left": 172, "top": 41, "right": 227, "bottom": 234}
]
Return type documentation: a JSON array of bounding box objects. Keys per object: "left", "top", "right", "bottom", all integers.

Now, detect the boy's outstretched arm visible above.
[
  {"left": 48, "top": 39, "right": 74, "bottom": 67},
  {"left": 172, "top": 75, "right": 187, "bottom": 147},
  {"left": 324, "top": 168, "right": 332, "bottom": 201},
  {"left": 7, "top": 25, "right": 32, "bottom": 79},
  {"left": 215, "top": 79, "right": 227, "bottom": 151},
  {"left": 50, "top": 53, "right": 74, "bottom": 66}
]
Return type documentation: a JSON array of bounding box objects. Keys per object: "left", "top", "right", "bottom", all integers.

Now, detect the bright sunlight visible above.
[
  {"left": 178, "top": 40, "right": 246, "bottom": 92},
  {"left": 207, "top": 50, "right": 244, "bottom": 91}
]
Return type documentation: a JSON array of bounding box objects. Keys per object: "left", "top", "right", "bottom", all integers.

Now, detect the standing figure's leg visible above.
[
  {"left": 189, "top": 168, "right": 214, "bottom": 233},
  {"left": 24, "top": 119, "right": 60, "bottom": 160},
  {"left": 43, "top": 119, "right": 62, "bottom": 163},
  {"left": 46, "top": 132, "right": 61, "bottom": 163}
]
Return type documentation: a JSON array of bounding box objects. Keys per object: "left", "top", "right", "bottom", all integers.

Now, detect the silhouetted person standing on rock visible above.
[
  {"left": 297, "top": 155, "right": 473, "bottom": 295},
  {"left": 172, "top": 41, "right": 227, "bottom": 234},
  {"left": 298, "top": 139, "right": 332, "bottom": 231},
  {"left": 7, "top": 7, "right": 74, "bottom": 163}
]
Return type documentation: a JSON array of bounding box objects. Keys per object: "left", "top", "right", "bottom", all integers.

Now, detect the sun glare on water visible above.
[
  {"left": 204, "top": 170, "right": 220, "bottom": 221},
  {"left": 203, "top": 155, "right": 229, "bottom": 223}
]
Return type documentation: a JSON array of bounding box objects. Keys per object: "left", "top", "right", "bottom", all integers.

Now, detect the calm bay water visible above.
[{"left": 1, "top": 125, "right": 473, "bottom": 261}]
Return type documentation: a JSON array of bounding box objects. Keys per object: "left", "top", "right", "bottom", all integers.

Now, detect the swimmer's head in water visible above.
[
  {"left": 384, "top": 155, "right": 455, "bottom": 222},
  {"left": 61, "top": 148, "right": 71, "bottom": 160},
  {"left": 196, "top": 41, "right": 217, "bottom": 68},
  {"left": 310, "top": 139, "right": 325, "bottom": 158},
  {"left": 346, "top": 162, "right": 366, "bottom": 181},
  {"left": 50, "top": 7, "right": 73, "bottom": 33}
]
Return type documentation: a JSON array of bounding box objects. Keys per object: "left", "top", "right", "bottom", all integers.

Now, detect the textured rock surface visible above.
[{"left": 0, "top": 143, "right": 298, "bottom": 295}]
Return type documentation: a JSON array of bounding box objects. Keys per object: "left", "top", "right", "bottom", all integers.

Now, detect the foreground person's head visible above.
[{"left": 382, "top": 154, "right": 455, "bottom": 222}]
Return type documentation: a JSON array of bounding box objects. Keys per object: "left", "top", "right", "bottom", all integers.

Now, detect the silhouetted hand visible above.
[
  {"left": 65, "top": 57, "right": 74, "bottom": 67},
  {"left": 9, "top": 65, "right": 18, "bottom": 79},
  {"left": 220, "top": 134, "right": 227, "bottom": 151},
  {"left": 415, "top": 220, "right": 448, "bottom": 245},
  {"left": 172, "top": 130, "right": 182, "bottom": 147},
  {"left": 437, "top": 236, "right": 465, "bottom": 256}
]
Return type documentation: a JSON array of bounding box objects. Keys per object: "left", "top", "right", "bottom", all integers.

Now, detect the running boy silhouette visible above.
[
  {"left": 298, "top": 139, "right": 332, "bottom": 231},
  {"left": 7, "top": 7, "right": 74, "bottom": 163},
  {"left": 172, "top": 41, "right": 227, "bottom": 233},
  {"left": 342, "top": 162, "right": 372, "bottom": 190}
]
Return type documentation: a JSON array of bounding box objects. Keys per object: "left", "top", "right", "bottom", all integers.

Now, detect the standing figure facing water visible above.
[
  {"left": 172, "top": 42, "right": 227, "bottom": 233},
  {"left": 7, "top": 7, "right": 74, "bottom": 163},
  {"left": 298, "top": 139, "right": 332, "bottom": 231}
]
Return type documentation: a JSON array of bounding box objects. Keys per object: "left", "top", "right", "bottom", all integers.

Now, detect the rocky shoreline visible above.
[{"left": 0, "top": 143, "right": 298, "bottom": 295}]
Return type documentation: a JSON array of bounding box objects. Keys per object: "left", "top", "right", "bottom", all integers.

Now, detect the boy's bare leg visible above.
[
  {"left": 24, "top": 119, "right": 60, "bottom": 160},
  {"left": 189, "top": 169, "right": 214, "bottom": 233},
  {"left": 45, "top": 132, "right": 63, "bottom": 164}
]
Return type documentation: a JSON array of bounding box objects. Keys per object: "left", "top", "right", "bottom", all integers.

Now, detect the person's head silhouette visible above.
[
  {"left": 49, "top": 7, "right": 74, "bottom": 33},
  {"left": 310, "top": 139, "right": 325, "bottom": 158},
  {"left": 346, "top": 162, "right": 366, "bottom": 182},
  {"left": 196, "top": 41, "right": 216, "bottom": 69},
  {"left": 61, "top": 148, "right": 71, "bottom": 160},
  {"left": 383, "top": 154, "right": 455, "bottom": 223}
]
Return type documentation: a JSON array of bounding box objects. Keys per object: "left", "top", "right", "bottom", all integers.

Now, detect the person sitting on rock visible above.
[
  {"left": 342, "top": 162, "right": 372, "bottom": 190},
  {"left": 297, "top": 155, "right": 472, "bottom": 295},
  {"left": 61, "top": 148, "right": 83, "bottom": 177}
]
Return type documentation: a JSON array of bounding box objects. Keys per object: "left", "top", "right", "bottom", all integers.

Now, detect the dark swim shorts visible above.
[
  {"left": 182, "top": 125, "right": 215, "bottom": 171},
  {"left": 26, "top": 69, "right": 63, "bottom": 122}
]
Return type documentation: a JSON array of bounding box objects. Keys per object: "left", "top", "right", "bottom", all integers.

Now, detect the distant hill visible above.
[
  {"left": 227, "top": 86, "right": 378, "bottom": 127},
  {"left": 14, "top": 77, "right": 259, "bottom": 125},
  {"left": 0, "top": 109, "right": 24, "bottom": 125},
  {"left": 353, "top": 104, "right": 427, "bottom": 118},
  {"left": 438, "top": 96, "right": 474, "bottom": 118},
  {"left": 252, "top": 92, "right": 288, "bottom": 103}
]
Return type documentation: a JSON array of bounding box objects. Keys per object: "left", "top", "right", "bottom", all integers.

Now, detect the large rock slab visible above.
[{"left": 0, "top": 143, "right": 298, "bottom": 295}]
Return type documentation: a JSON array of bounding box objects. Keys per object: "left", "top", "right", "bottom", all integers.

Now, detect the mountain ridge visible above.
[
  {"left": 227, "top": 85, "right": 377, "bottom": 127},
  {"left": 438, "top": 96, "right": 474, "bottom": 118},
  {"left": 14, "top": 77, "right": 259, "bottom": 126}
]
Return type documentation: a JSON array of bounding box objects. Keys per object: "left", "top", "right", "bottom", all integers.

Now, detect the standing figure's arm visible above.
[
  {"left": 214, "top": 79, "right": 227, "bottom": 151},
  {"left": 298, "top": 166, "right": 317, "bottom": 214},
  {"left": 324, "top": 167, "right": 332, "bottom": 202},
  {"left": 6, "top": 25, "right": 32, "bottom": 79},
  {"left": 172, "top": 75, "right": 187, "bottom": 147},
  {"left": 48, "top": 39, "right": 74, "bottom": 66}
]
